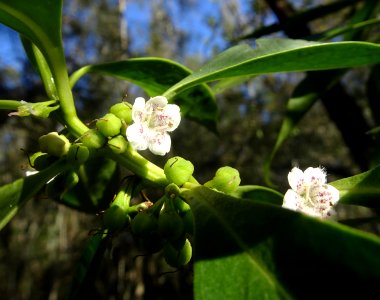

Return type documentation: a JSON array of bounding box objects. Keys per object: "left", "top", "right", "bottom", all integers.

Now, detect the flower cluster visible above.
[
  {"left": 126, "top": 96, "right": 181, "bottom": 156},
  {"left": 283, "top": 167, "right": 340, "bottom": 219}
]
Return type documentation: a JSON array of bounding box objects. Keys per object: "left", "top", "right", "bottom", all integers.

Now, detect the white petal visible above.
[
  {"left": 288, "top": 167, "right": 305, "bottom": 192},
  {"left": 132, "top": 97, "right": 146, "bottom": 123},
  {"left": 283, "top": 189, "right": 303, "bottom": 211},
  {"left": 126, "top": 123, "right": 149, "bottom": 150},
  {"left": 325, "top": 184, "right": 340, "bottom": 205},
  {"left": 301, "top": 206, "right": 323, "bottom": 218},
  {"left": 304, "top": 167, "right": 326, "bottom": 185},
  {"left": 148, "top": 132, "right": 171, "bottom": 156},
  {"left": 162, "top": 104, "right": 181, "bottom": 132},
  {"left": 148, "top": 96, "right": 168, "bottom": 107}
]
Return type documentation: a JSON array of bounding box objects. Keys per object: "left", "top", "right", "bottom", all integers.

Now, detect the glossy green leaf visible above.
[
  {"left": 0, "top": 0, "right": 87, "bottom": 137},
  {"left": 183, "top": 186, "right": 380, "bottom": 299},
  {"left": 0, "top": 0, "right": 62, "bottom": 50},
  {"left": 231, "top": 185, "right": 283, "bottom": 205},
  {"left": 330, "top": 165, "right": 380, "bottom": 208},
  {"left": 70, "top": 58, "right": 217, "bottom": 131},
  {"left": 163, "top": 39, "right": 380, "bottom": 99},
  {"left": 0, "top": 0, "right": 66, "bottom": 78},
  {"left": 264, "top": 2, "right": 376, "bottom": 185},
  {"left": 20, "top": 36, "right": 58, "bottom": 99},
  {"left": 0, "top": 159, "right": 68, "bottom": 230}
]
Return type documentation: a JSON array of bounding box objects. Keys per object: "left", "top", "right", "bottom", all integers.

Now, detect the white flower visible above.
[
  {"left": 283, "top": 167, "right": 340, "bottom": 219},
  {"left": 126, "top": 96, "right": 181, "bottom": 156}
]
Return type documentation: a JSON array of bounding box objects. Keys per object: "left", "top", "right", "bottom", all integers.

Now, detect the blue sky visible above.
[{"left": 0, "top": 1, "right": 262, "bottom": 71}]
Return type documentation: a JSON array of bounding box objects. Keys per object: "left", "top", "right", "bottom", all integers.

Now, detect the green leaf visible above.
[
  {"left": 68, "top": 232, "right": 109, "bottom": 299},
  {"left": 0, "top": 159, "right": 68, "bottom": 230},
  {"left": 163, "top": 38, "right": 380, "bottom": 99},
  {"left": 0, "top": 0, "right": 88, "bottom": 137},
  {"left": 316, "top": 17, "right": 380, "bottom": 41},
  {"left": 263, "top": 70, "right": 344, "bottom": 185},
  {"left": 70, "top": 58, "right": 218, "bottom": 131},
  {"left": 20, "top": 36, "right": 58, "bottom": 99},
  {"left": 183, "top": 186, "right": 380, "bottom": 299},
  {"left": 0, "top": 0, "right": 66, "bottom": 80},
  {"left": 330, "top": 165, "right": 380, "bottom": 208},
  {"left": 0, "top": 0, "right": 62, "bottom": 51},
  {"left": 231, "top": 185, "right": 283, "bottom": 205}
]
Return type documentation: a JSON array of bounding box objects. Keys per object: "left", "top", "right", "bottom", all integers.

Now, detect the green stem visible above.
[
  {"left": 69, "top": 65, "right": 92, "bottom": 88},
  {"left": 102, "top": 147, "right": 168, "bottom": 188},
  {"left": 47, "top": 48, "right": 89, "bottom": 137},
  {"left": 0, "top": 100, "right": 22, "bottom": 110}
]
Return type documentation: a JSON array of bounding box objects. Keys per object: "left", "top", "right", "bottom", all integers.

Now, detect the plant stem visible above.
[
  {"left": 0, "top": 100, "right": 22, "bottom": 110},
  {"left": 47, "top": 48, "right": 89, "bottom": 137},
  {"left": 103, "top": 147, "right": 169, "bottom": 188}
]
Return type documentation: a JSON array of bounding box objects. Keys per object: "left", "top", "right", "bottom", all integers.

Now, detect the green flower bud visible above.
[
  {"left": 107, "top": 135, "right": 128, "bottom": 154},
  {"left": 67, "top": 144, "right": 90, "bottom": 165},
  {"left": 38, "top": 132, "right": 71, "bottom": 157},
  {"left": 165, "top": 183, "right": 181, "bottom": 198},
  {"left": 204, "top": 166, "right": 241, "bottom": 194},
  {"left": 96, "top": 113, "right": 122, "bottom": 137},
  {"left": 163, "top": 239, "right": 192, "bottom": 268},
  {"left": 182, "top": 210, "right": 194, "bottom": 235},
  {"left": 173, "top": 197, "right": 191, "bottom": 213},
  {"left": 164, "top": 156, "right": 194, "bottom": 186},
  {"left": 103, "top": 205, "right": 130, "bottom": 231},
  {"left": 110, "top": 102, "right": 132, "bottom": 124},
  {"left": 30, "top": 151, "right": 57, "bottom": 170},
  {"left": 80, "top": 129, "right": 106, "bottom": 149},
  {"left": 131, "top": 212, "right": 158, "bottom": 237},
  {"left": 158, "top": 210, "right": 184, "bottom": 240}
]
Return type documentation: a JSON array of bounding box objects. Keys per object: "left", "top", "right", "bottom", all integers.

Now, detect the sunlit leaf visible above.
[
  {"left": 184, "top": 186, "right": 380, "bottom": 299},
  {"left": 0, "top": 0, "right": 62, "bottom": 50},
  {"left": 20, "top": 36, "right": 58, "bottom": 99},
  {"left": 163, "top": 38, "right": 380, "bottom": 99},
  {"left": 0, "top": 159, "right": 68, "bottom": 230},
  {"left": 0, "top": 0, "right": 87, "bottom": 137},
  {"left": 0, "top": 0, "right": 66, "bottom": 75},
  {"left": 264, "top": 3, "right": 377, "bottom": 185},
  {"left": 70, "top": 58, "right": 217, "bottom": 132},
  {"left": 330, "top": 165, "right": 380, "bottom": 208}
]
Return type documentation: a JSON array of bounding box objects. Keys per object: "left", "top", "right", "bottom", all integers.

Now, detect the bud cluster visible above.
[
  {"left": 204, "top": 166, "right": 241, "bottom": 194},
  {"left": 128, "top": 188, "right": 194, "bottom": 268},
  {"left": 80, "top": 102, "right": 132, "bottom": 153},
  {"left": 164, "top": 156, "right": 194, "bottom": 186}
]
